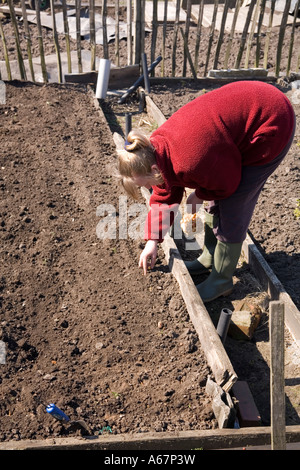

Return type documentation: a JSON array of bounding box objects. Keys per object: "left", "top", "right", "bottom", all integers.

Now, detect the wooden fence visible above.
[{"left": 0, "top": 0, "right": 299, "bottom": 83}]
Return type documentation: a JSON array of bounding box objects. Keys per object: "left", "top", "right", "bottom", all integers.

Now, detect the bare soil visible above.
[{"left": 0, "top": 3, "right": 300, "bottom": 445}]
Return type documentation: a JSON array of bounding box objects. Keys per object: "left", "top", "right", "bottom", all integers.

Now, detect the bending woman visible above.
[{"left": 117, "top": 81, "right": 295, "bottom": 303}]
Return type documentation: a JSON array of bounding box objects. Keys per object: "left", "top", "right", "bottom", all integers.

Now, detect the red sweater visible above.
[{"left": 145, "top": 81, "right": 295, "bottom": 241}]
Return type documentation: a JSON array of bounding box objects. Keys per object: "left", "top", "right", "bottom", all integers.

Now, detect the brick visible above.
[{"left": 232, "top": 381, "right": 261, "bottom": 427}]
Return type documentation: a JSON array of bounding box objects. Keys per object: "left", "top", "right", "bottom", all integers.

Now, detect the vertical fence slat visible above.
[
  {"left": 20, "top": 0, "right": 35, "bottom": 82},
  {"left": 75, "top": 0, "right": 82, "bottom": 72},
  {"left": 275, "top": 0, "right": 292, "bottom": 77},
  {"left": 224, "top": 0, "right": 242, "bottom": 69},
  {"left": 141, "top": 0, "right": 145, "bottom": 63},
  {"left": 234, "top": 0, "right": 255, "bottom": 69},
  {"left": 7, "top": 0, "right": 26, "bottom": 80},
  {"left": 255, "top": 0, "right": 266, "bottom": 68},
  {"left": 180, "top": 26, "right": 197, "bottom": 80},
  {"left": 127, "top": 0, "right": 132, "bottom": 65},
  {"left": 213, "top": 0, "right": 230, "bottom": 70},
  {"left": 194, "top": 0, "right": 204, "bottom": 74},
  {"left": 89, "top": 0, "right": 95, "bottom": 71},
  {"left": 34, "top": 0, "right": 48, "bottom": 82},
  {"left": 287, "top": 0, "right": 300, "bottom": 76},
  {"left": 102, "top": 0, "right": 108, "bottom": 59},
  {"left": 150, "top": 0, "right": 158, "bottom": 73},
  {"left": 161, "top": 0, "right": 168, "bottom": 76},
  {"left": 182, "top": 0, "right": 192, "bottom": 77},
  {"left": 270, "top": 301, "right": 286, "bottom": 451},
  {"left": 171, "top": 0, "right": 181, "bottom": 77},
  {"left": 50, "top": 0, "right": 62, "bottom": 83},
  {"left": 133, "top": 0, "right": 141, "bottom": 64},
  {"left": 263, "top": 0, "right": 275, "bottom": 70},
  {"left": 204, "top": 0, "right": 218, "bottom": 76},
  {"left": 244, "top": 0, "right": 261, "bottom": 69},
  {"left": 115, "top": 0, "right": 120, "bottom": 67},
  {"left": 62, "top": 0, "right": 72, "bottom": 73},
  {"left": 0, "top": 18, "right": 12, "bottom": 80}
]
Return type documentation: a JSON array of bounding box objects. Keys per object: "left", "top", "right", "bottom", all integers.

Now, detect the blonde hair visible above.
[{"left": 117, "top": 129, "right": 163, "bottom": 199}]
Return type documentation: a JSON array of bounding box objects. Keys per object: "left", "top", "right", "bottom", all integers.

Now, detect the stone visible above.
[{"left": 228, "top": 308, "right": 262, "bottom": 340}]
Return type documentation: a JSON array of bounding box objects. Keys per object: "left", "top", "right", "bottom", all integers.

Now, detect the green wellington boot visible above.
[
  {"left": 185, "top": 212, "right": 218, "bottom": 275},
  {"left": 196, "top": 240, "right": 243, "bottom": 303}
]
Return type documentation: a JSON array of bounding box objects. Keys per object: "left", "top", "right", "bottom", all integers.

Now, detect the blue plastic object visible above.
[{"left": 46, "top": 403, "right": 70, "bottom": 422}]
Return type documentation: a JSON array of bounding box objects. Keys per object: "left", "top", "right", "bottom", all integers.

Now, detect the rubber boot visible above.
[
  {"left": 185, "top": 212, "right": 217, "bottom": 275},
  {"left": 196, "top": 240, "right": 242, "bottom": 303}
]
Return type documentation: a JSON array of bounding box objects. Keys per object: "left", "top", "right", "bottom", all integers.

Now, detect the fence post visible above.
[{"left": 270, "top": 300, "right": 286, "bottom": 451}]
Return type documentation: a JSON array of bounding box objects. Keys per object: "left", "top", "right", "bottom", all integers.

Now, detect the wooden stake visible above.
[
  {"left": 50, "top": 0, "right": 62, "bottom": 83},
  {"left": 0, "top": 17, "right": 12, "bottom": 80},
  {"left": 102, "top": 0, "right": 108, "bottom": 59},
  {"left": 234, "top": 0, "right": 255, "bottom": 69},
  {"left": 275, "top": 0, "right": 292, "bottom": 78},
  {"left": 171, "top": 0, "right": 180, "bottom": 77},
  {"left": 7, "top": 0, "right": 26, "bottom": 80},
  {"left": 287, "top": 0, "right": 300, "bottom": 76},
  {"left": 224, "top": 0, "right": 242, "bottom": 69},
  {"left": 263, "top": 0, "right": 275, "bottom": 70},
  {"left": 204, "top": 0, "right": 218, "bottom": 76},
  {"left": 213, "top": 0, "right": 230, "bottom": 70},
  {"left": 115, "top": 0, "right": 120, "bottom": 67},
  {"left": 20, "top": 0, "right": 35, "bottom": 82},
  {"left": 127, "top": 0, "right": 132, "bottom": 65},
  {"left": 35, "top": 0, "right": 48, "bottom": 83},
  {"left": 62, "top": 0, "right": 72, "bottom": 73},
  {"left": 270, "top": 300, "right": 286, "bottom": 451},
  {"left": 161, "top": 0, "right": 168, "bottom": 76},
  {"left": 193, "top": 0, "right": 204, "bottom": 74},
  {"left": 76, "top": 0, "right": 82, "bottom": 72}
]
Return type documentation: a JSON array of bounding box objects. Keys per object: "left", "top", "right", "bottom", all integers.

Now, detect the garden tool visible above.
[
  {"left": 196, "top": 240, "right": 242, "bottom": 303},
  {"left": 185, "top": 211, "right": 218, "bottom": 275}
]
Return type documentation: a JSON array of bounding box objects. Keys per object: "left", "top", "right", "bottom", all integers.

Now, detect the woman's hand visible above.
[
  {"left": 139, "top": 240, "right": 158, "bottom": 275},
  {"left": 186, "top": 191, "right": 203, "bottom": 213}
]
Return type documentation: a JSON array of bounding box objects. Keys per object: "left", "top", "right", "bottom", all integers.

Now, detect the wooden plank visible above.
[
  {"left": 270, "top": 301, "right": 286, "bottom": 450},
  {"left": 1, "top": 425, "right": 300, "bottom": 450}
]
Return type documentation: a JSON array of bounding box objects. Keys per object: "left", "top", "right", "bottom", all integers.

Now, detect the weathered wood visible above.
[
  {"left": 204, "top": 0, "right": 218, "bottom": 76},
  {"left": 34, "top": 0, "right": 48, "bottom": 82},
  {"left": 20, "top": 0, "right": 35, "bottom": 82},
  {"left": 1, "top": 425, "right": 300, "bottom": 450},
  {"left": 213, "top": 0, "right": 230, "bottom": 70},
  {"left": 102, "top": 0, "right": 108, "bottom": 59},
  {"left": 263, "top": 0, "right": 275, "bottom": 70},
  {"left": 89, "top": 0, "right": 96, "bottom": 70},
  {"left": 182, "top": 0, "right": 192, "bottom": 76},
  {"left": 114, "top": 0, "right": 119, "bottom": 66},
  {"left": 50, "top": 0, "right": 62, "bottom": 83},
  {"left": 171, "top": 0, "right": 181, "bottom": 76},
  {"left": 127, "top": 0, "right": 133, "bottom": 65},
  {"left": 275, "top": 0, "right": 292, "bottom": 77},
  {"left": 287, "top": 0, "right": 300, "bottom": 76},
  {"left": 0, "top": 17, "right": 12, "bottom": 81},
  {"left": 244, "top": 0, "right": 261, "bottom": 69},
  {"left": 76, "top": 0, "right": 82, "bottom": 72},
  {"left": 234, "top": 0, "right": 256, "bottom": 69},
  {"left": 270, "top": 301, "right": 286, "bottom": 450},
  {"left": 62, "top": 0, "right": 72, "bottom": 73},
  {"left": 7, "top": 0, "right": 26, "bottom": 80},
  {"left": 193, "top": 0, "right": 204, "bottom": 73}
]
